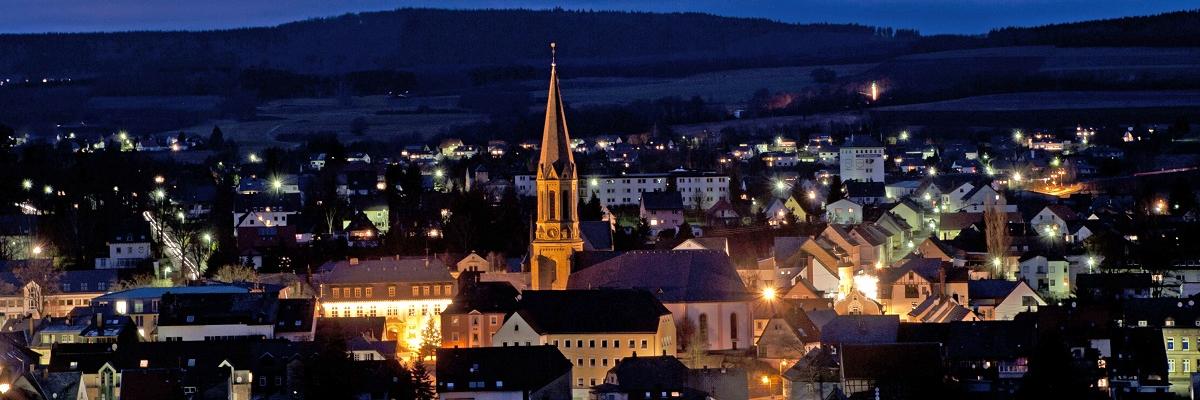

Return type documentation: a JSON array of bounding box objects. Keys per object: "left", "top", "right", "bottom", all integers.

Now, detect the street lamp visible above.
[
  {"left": 154, "top": 175, "right": 165, "bottom": 184},
  {"left": 271, "top": 178, "right": 284, "bottom": 192},
  {"left": 43, "top": 185, "right": 53, "bottom": 195},
  {"left": 762, "top": 287, "right": 777, "bottom": 301},
  {"left": 20, "top": 179, "right": 31, "bottom": 191}
]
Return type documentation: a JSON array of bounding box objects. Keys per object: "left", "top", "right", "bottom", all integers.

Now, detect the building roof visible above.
[
  {"left": 596, "top": 355, "right": 699, "bottom": 397},
  {"left": 92, "top": 285, "right": 251, "bottom": 302},
  {"left": 967, "top": 279, "right": 1020, "bottom": 301},
  {"left": 443, "top": 271, "right": 519, "bottom": 315},
  {"left": 641, "top": 191, "right": 684, "bottom": 211},
  {"left": 841, "top": 135, "right": 882, "bottom": 148},
  {"left": 273, "top": 299, "right": 315, "bottom": 333},
  {"left": 60, "top": 269, "right": 119, "bottom": 293},
  {"left": 568, "top": 250, "right": 751, "bottom": 302},
  {"left": 514, "top": 290, "right": 670, "bottom": 334},
  {"left": 839, "top": 343, "right": 943, "bottom": 380},
  {"left": 580, "top": 221, "right": 614, "bottom": 251},
  {"left": 436, "top": 345, "right": 571, "bottom": 393},
  {"left": 157, "top": 292, "right": 279, "bottom": 327},
  {"left": 317, "top": 257, "right": 453, "bottom": 284},
  {"left": 845, "top": 182, "right": 885, "bottom": 198},
  {"left": 819, "top": 315, "right": 899, "bottom": 345}
]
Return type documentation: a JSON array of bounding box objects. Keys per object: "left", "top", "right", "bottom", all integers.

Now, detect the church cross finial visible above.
[{"left": 550, "top": 42, "right": 557, "bottom": 67}]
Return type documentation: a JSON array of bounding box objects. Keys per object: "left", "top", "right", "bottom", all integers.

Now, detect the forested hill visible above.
[
  {"left": 0, "top": 8, "right": 916, "bottom": 77},
  {"left": 987, "top": 9, "right": 1200, "bottom": 47}
]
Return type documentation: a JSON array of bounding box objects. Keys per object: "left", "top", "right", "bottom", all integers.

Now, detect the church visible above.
[
  {"left": 527, "top": 47, "right": 753, "bottom": 351},
  {"left": 530, "top": 43, "right": 585, "bottom": 291}
]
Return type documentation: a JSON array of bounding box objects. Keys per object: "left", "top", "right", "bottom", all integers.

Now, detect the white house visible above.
[
  {"left": 1018, "top": 254, "right": 1071, "bottom": 299},
  {"left": 825, "top": 199, "right": 863, "bottom": 224},
  {"left": 968, "top": 280, "right": 1046, "bottom": 320}
]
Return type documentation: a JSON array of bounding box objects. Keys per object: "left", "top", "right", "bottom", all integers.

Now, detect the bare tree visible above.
[
  {"left": 984, "top": 195, "right": 1012, "bottom": 278},
  {"left": 213, "top": 264, "right": 259, "bottom": 283}
]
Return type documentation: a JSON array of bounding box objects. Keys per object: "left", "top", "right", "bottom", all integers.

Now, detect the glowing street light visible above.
[
  {"left": 1013, "top": 130, "right": 1023, "bottom": 142},
  {"left": 21, "top": 179, "right": 32, "bottom": 190},
  {"left": 927, "top": 167, "right": 937, "bottom": 177},
  {"left": 807, "top": 191, "right": 817, "bottom": 200},
  {"left": 773, "top": 180, "right": 787, "bottom": 192},
  {"left": 154, "top": 175, "right": 165, "bottom": 184},
  {"left": 153, "top": 189, "right": 166, "bottom": 200},
  {"left": 434, "top": 169, "right": 445, "bottom": 179},
  {"left": 201, "top": 233, "right": 213, "bottom": 243},
  {"left": 248, "top": 153, "right": 261, "bottom": 163},
  {"left": 1011, "top": 172, "right": 1023, "bottom": 183},
  {"left": 898, "top": 131, "right": 909, "bottom": 141},
  {"left": 43, "top": 185, "right": 53, "bottom": 195},
  {"left": 270, "top": 178, "right": 284, "bottom": 192},
  {"left": 31, "top": 245, "right": 43, "bottom": 256},
  {"left": 762, "top": 287, "right": 777, "bottom": 301}
]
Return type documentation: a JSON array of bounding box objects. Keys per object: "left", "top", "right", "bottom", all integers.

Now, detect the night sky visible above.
[{"left": 2, "top": 0, "right": 1195, "bottom": 35}]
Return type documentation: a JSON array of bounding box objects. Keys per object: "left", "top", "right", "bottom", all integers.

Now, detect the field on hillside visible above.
[
  {"left": 874, "top": 91, "right": 1200, "bottom": 112},
  {"left": 165, "top": 95, "right": 486, "bottom": 149},
  {"left": 555, "top": 64, "right": 876, "bottom": 105}
]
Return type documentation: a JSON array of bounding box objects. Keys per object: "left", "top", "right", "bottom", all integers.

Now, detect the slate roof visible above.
[
  {"left": 515, "top": 290, "right": 670, "bottom": 334},
  {"left": 819, "top": 315, "right": 899, "bottom": 345},
  {"left": 37, "top": 371, "right": 82, "bottom": 400},
  {"left": 59, "top": 269, "right": 119, "bottom": 293},
  {"left": 436, "top": 345, "right": 571, "bottom": 393},
  {"left": 594, "top": 355, "right": 705, "bottom": 398},
  {"left": 234, "top": 192, "right": 301, "bottom": 213},
  {"left": 568, "top": 250, "right": 752, "bottom": 302},
  {"left": 443, "top": 272, "right": 519, "bottom": 315},
  {"left": 845, "top": 182, "right": 885, "bottom": 198},
  {"left": 317, "top": 257, "right": 453, "bottom": 283},
  {"left": 839, "top": 343, "right": 943, "bottom": 380},
  {"left": 898, "top": 320, "right": 1035, "bottom": 360},
  {"left": 316, "top": 317, "right": 386, "bottom": 339},
  {"left": 274, "top": 299, "right": 315, "bottom": 333},
  {"left": 157, "top": 292, "right": 279, "bottom": 326},
  {"left": 580, "top": 221, "right": 614, "bottom": 251},
  {"left": 641, "top": 191, "right": 684, "bottom": 211},
  {"left": 967, "top": 279, "right": 1019, "bottom": 301}
]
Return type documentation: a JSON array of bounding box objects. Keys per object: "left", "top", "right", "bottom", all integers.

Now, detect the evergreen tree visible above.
[
  {"left": 580, "top": 192, "right": 604, "bottom": 221},
  {"left": 208, "top": 125, "right": 224, "bottom": 148},
  {"left": 677, "top": 221, "right": 695, "bottom": 240},
  {"left": 826, "top": 176, "right": 845, "bottom": 203},
  {"left": 411, "top": 361, "right": 436, "bottom": 400}
]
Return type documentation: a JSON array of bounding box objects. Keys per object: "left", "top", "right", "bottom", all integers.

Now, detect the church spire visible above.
[{"left": 538, "top": 42, "right": 574, "bottom": 179}]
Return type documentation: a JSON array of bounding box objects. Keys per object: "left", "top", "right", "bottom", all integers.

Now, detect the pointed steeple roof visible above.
[{"left": 538, "top": 43, "right": 575, "bottom": 179}]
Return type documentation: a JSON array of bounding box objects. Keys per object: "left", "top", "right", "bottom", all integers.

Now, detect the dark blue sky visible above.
[{"left": 3, "top": 0, "right": 1195, "bottom": 35}]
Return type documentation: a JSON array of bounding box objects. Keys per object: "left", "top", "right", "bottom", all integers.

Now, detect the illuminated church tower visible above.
[{"left": 531, "top": 43, "right": 583, "bottom": 290}]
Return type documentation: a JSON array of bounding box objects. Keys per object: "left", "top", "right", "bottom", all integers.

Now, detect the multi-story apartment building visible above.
[{"left": 516, "top": 170, "right": 729, "bottom": 209}]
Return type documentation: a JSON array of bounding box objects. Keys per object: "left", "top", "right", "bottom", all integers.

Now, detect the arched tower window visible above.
[{"left": 547, "top": 190, "right": 557, "bottom": 221}]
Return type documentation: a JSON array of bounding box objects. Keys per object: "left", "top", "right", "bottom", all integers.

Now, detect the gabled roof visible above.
[
  {"left": 599, "top": 355, "right": 692, "bottom": 393},
  {"left": 641, "top": 191, "right": 684, "bottom": 211},
  {"left": 568, "top": 250, "right": 751, "bottom": 302},
  {"left": 819, "top": 315, "right": 899, "bottom": 345},
  {"left": 1041, "top": 204, "right": 1081, "bottom": 222},
  {"left": 514, "top": 290, "right": 670, "bottom": 334},
  {"left": 967, "top": 279, "right": 1019, "bottom": 301},
  {"left": 580, "top": 221, "right": 614, "bottom": 251},
  {"left": 60, "top": 269, "right": 119, "bottom": 293},
  {"left": 436, "top": 346, "right": 571, "bottom": 393}
]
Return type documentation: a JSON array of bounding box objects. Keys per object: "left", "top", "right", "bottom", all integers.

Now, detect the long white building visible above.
[{"left": 515, "top": 170, "right": 729, "bottom": 209}]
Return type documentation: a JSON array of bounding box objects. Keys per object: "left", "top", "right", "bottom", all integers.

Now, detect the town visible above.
[{"left": 3, "top": 4, "right": 1200, "bottom": 400}]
